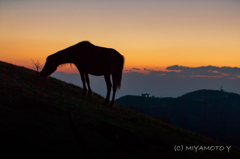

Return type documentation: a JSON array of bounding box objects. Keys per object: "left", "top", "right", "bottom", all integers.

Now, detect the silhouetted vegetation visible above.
[{"left": 31, "top": 59, "right": 43, "bottom": 75}]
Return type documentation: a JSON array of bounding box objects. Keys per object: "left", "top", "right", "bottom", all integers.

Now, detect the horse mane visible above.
[{"left": 59, "top": 63, "right": 73, "bottom": 68}]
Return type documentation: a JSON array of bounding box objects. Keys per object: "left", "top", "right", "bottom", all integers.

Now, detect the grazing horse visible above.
[{"left": 40, "top": 41, "right": 124, "bottom": 107}]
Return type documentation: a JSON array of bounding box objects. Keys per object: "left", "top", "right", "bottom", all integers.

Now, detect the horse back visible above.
[{"left": 74, "top": 45, "right": 123, "bottom": 75}]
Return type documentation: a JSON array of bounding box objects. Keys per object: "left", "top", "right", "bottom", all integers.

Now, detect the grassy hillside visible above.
[{"left": 0, "top": 61, "right": 240, "bottom": 158}]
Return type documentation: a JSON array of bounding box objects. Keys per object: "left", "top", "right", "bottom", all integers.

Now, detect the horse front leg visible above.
[
  {"left": 84, "top": 73, "right": 93, "bottom": 97},
  {"left": 103, "top": 74, "right": 112, "bottom": 105},
  {"left": 80, "top": 71, "right": 87, "bottom": 96}
]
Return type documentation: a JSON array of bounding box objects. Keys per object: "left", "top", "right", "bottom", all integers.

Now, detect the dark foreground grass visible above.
[{"left": 0, "top": 61, "right": 239, "bottom": 158}]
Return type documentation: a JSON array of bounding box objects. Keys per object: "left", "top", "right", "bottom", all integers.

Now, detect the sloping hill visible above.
[{"left": 0, "top": 61, "right": 239, "bottom": 158}]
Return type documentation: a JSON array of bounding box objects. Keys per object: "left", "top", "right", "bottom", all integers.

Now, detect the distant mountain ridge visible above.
[
  {"left": 116, "top": 90, "right": 240, "bottom": 147},
  {"left": 180, "top": 89, "right": 240, "bottom": 100}
]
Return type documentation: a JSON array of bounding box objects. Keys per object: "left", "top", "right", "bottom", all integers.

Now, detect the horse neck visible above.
[{"left": 55, "top": 50, "right": 74, "bottom": 65}]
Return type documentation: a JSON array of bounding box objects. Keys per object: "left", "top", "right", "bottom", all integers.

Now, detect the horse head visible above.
[{"left": 40, "top": 55, "right": 58, "bottom": 78}]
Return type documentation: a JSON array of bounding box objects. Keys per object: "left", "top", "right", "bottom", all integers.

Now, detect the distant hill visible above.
[
  {"left": 116, "top": 90, "right": 240, "bottom": 147},
  {"left": 1, "top": 60, "right": 240, "bottom": 158},
  {"left": 180, "top": 89, "right": 240, "bottom": 101}
]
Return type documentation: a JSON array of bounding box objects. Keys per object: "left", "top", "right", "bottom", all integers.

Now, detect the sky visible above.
[
  {"left": 1, "top": 0, "right": 240, "bottom": 97},
  {"left": 1, "top": 0, "right": 240, "bottom": 73}
]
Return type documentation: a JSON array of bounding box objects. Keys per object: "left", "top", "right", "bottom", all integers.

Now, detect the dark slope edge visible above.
[{"left": 0, "top": 61, "right": 239, "bottom": 158}]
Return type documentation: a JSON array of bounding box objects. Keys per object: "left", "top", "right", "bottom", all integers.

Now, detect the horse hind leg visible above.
[{"left": 110, "top": 74, "right": 117, "bottom": 107}]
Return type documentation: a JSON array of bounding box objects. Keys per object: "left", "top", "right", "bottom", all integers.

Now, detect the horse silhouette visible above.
[{"left": 40, "top": 41, "right": 124, "bottom": 107}]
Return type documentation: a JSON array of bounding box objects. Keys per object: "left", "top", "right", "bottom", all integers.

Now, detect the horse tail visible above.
[{"left": 115, "top": 54, "right": 124, "bottom": 90}]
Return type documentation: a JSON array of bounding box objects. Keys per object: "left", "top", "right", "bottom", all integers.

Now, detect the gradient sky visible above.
[{"left": 1, "top": 0, "right": 240, "bottom": 73}]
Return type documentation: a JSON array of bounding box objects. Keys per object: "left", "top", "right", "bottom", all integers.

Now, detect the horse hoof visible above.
[
  {"left": 82, "top": 92, "right": 87, "bottom": 96},
  {"left": 102, "top": 101, "right": 109, "bottom": 105},
  {"left": 109, "top": 102, "right": 115, "bottom": 107},
  {"left": 88, "top": 92, "right": 93, "bottom": 97},
  {"left": 82, "top": 90, "right": 87, "bottom": 96}
]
